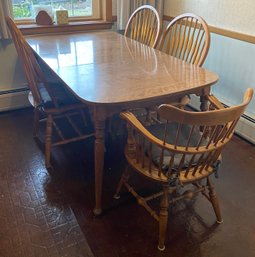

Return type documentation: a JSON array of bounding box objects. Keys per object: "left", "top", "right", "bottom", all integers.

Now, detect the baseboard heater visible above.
[
  {"left": 190, "top": 95, "right": 255, "bottom": 145},
  {"left": 0, "top": 87, "right": 31, "bottom": 112},
  {"left": 234, "top": 113, "right": 255, "bottom": 145}
]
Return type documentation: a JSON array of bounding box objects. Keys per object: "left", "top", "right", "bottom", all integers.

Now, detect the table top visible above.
[{"left": 27, "top": 31, "right": 218, "bottom": 106}]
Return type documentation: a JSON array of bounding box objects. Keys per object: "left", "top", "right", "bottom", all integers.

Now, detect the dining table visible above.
[{"left": 26, "top": 30, "right": 219, "bottom": 215}]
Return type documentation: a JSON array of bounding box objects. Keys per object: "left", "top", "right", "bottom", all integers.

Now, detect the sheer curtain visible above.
[
  {"left": 0, "top": 0, "right": 12, "bottom": 39},
  {"left": 117, "top": 0, "right": 164, "bottom": 30}
]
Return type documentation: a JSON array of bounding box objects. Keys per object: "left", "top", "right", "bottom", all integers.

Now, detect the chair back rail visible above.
[
  {"left": 158, "top": 13, "right": 210, "bottom": 67},
  {"left": 125, "top": 5, "right": 162, "bottom": 48}
]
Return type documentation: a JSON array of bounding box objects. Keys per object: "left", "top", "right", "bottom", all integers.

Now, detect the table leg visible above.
[
  {"left": 93, "top": 119, "right": 105, "bottom": 216},
  {"left": 200, "top": 88, "right": 210, "bottom": 111}
]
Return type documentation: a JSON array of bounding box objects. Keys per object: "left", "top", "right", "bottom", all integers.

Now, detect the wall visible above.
[
  {"left": 0, "top": 40, "right": 25, "bottom": 89},
  {"left": 164, "top": 0, "right": 255, "bottom": 119},
  {"left": 0, "top": 39, "right": 30, "bottom": 111},
  {"left": 164, "top": 0, "right": 255, "bottom": 36},
  {"left": 204, "top": 33, "right": 255, "bottom": 119}
]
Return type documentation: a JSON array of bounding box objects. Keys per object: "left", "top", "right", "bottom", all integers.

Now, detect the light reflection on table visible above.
[{"left": 30, "top": 39, "right": 94, "bottom": 69}]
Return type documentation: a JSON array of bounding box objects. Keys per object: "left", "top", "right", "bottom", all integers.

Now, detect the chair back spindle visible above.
[
  {"left": 125, "top": 5, "right": 161, "bottom": 48},
  {"left": 121, "top": 88, "right": 253, "bottom": 183},
  {"left": 158, "top": 13, "right": 210, "bottom": 67}
]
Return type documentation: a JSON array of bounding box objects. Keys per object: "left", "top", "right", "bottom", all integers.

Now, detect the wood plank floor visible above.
[{"left": 0, "top": 108, "right": 255, "bottom": 257}]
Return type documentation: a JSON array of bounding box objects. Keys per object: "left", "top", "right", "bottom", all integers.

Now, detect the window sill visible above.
[{"left": 18, "top": 20, "right": 113, "bottom": 35}]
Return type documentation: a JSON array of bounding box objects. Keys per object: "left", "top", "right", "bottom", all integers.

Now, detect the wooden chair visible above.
[
  {"left": 6, "top": 17, "right": 95, "bottom": 168},
  {"left": 114, "top": 88, "right": 253, "bottom": 250},
  {"left": 157, "top": 13, "right": 210, "bottom": 66},
  {"left": 125, "top": 5, "right": 162, "bottom": 48}
]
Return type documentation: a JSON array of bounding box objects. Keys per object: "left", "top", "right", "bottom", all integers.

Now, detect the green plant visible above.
[{"left": 13, "top": 4, "right": 32, "bottom": 19}]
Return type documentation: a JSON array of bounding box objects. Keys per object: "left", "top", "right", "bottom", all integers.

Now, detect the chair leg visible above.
[
  {"left": 45, "top": 114, "right": 53, "bottom": 168},
  {"left": 33, "top": 107, "right": 40, "bottom": 138},
  {"left": 158, "top": 184, "right": 169, "bottom": 251},
  {"left": 113, "top": 166, "right": 130, "bottom": 199},
  {"left": 207, "top": 177, "right": 223, "bottom": 223}
]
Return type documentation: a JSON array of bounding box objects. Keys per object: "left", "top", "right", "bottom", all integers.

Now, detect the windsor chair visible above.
[
  {"left": 6, "top": 17, "right": 95, "bottom": 168},
  {"left": 114, "top": 88, "right": 253, "bottom": 250}
]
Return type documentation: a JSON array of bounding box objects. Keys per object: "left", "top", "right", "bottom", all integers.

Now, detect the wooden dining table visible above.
[{"left": 26, "top": 30, "right": 219, "bottom": 215}]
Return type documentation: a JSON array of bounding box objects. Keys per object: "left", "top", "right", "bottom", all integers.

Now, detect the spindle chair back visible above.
[
  {"left": 154, "top": 13, "right": 211, "bottom": 111},
  {"left": 158, "top": 13, "right": 210, "bottom": 66},
  {"left": 125, "top": 5, "right": 161, "bottom": 48}
]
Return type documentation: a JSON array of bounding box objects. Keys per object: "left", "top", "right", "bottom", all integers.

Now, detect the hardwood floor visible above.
[{"left": 1, "top": 108, "right": 255, "bottom": 257}]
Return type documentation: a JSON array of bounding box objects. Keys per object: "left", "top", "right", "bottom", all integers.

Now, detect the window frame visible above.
[{"left": 13, "top": 0, "right": 113, "bottom": 35}]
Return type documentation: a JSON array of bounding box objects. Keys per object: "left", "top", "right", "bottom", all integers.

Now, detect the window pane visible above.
[{"left": 12, "top": 0, "right": 92, "bottom": 19}]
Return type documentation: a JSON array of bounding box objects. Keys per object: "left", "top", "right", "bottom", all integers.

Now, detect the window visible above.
[
  {"left": 12, "top": 0, "right": 112, "bottom": 35},
  {"left": 12, "top": 0, "right": 101, "bottom": 20}
]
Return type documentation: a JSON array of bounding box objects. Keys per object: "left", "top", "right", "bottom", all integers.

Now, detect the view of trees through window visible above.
[{"left": 12, "top": 0, "right": 92, "bottom": 19}]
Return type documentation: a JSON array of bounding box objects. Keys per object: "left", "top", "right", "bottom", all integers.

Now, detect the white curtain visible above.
[
  {"left": 117, "top": 0, "right": 164, "bottom": 30},
  {"left": 0, "top": 0, "right": 13, "bottom": 39}
]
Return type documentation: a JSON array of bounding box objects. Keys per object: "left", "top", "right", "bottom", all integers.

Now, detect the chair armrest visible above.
[
  {"left": 168, "top": 95, "right": 191, "bottom": 109},
  {"left": 121, "top": 111, "right": 166, "bottom": 149},
  {"left": 206, "top": 95, "right": 225, "bottom": 110}
]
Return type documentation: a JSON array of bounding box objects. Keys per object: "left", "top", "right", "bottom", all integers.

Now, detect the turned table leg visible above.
[
  {"left": 200, "top": 88, "right": 211, "bottom": 111},
  {"left": 93, "top": 119, "right": 105, "bottom": 216}
]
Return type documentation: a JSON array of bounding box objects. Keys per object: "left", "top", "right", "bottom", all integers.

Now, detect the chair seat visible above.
[
  {"left": 146, "top": 123, "right": 211, "bottom": 171},
  {"left": 39, "top": 82, "right": 80, "bottom": 108},
  {"left": 29, "top": 82, "right": 80, "bottom": 109},
  {"left": 126, "top": 122, "right": 219, "bottom": 184}
]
